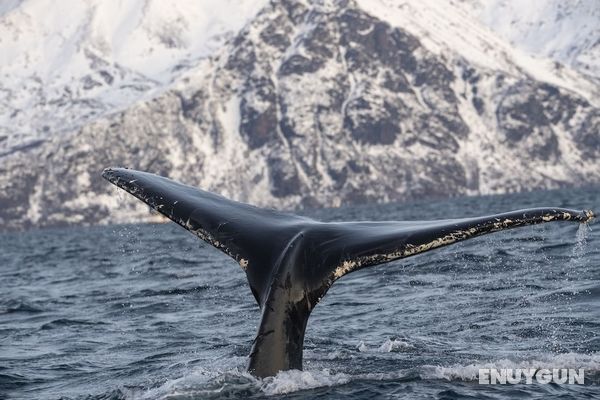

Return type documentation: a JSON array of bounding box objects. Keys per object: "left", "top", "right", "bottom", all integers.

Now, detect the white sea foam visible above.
[
  {"left": 135, "top": 352, "right": 600, "bottom": 398},
  {"left": 378, "top": 338, "right": 415, "bottom": 353},
  {"left": 136, "top": 357, "right": 255, "bottom": 399},
  {"left": 357, "top": 338, "right": 415, "bottom": 352},
  {"left": 357, "top": 340, "right": 368, "bottom": 352},
  {"left": 260, "top": 369, "right": 352, "bottom": 395},
  {"left": 422, "top": 353, "right": 600, "bottom": 382}
]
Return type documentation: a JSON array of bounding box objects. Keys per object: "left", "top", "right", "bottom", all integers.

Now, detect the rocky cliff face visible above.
[{"left": 1, "top": 0, "right": 599, "bottom": 230}]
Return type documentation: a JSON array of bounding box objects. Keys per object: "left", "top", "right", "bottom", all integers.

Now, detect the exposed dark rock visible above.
[
  {"left": 268, "top": 155, "right": 302, "bottom": 197},
  {"left": 240, "top": 104, "right": 278, "bottom": 149},
  {"left": 279, "top": 54, "right": 324, "bottom": 76},
  {"left": 574, "top": 111, "right": 600, "bottom": 159},
  {"left": 345, "top": 98, "right": 400, "bottom": 145}
]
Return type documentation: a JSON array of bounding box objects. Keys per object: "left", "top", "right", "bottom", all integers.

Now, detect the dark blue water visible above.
[{"left": 1, "top": 188, "right": 599, "bottom": 399}]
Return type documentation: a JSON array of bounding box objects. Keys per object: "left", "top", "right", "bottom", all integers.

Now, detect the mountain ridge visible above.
[{"left": 1, "top": 0, "right": 599, "bottom": 230}]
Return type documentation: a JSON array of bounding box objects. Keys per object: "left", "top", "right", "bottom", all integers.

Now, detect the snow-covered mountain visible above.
[
  {"left": 1, "top": 0, "right": 599, "bottom": 230},
  {"left": 0, "top": 0, "right": 267, "bottom": 155},
  {"left": 464, "top": 0, "right": 600, "bottom": 82}
]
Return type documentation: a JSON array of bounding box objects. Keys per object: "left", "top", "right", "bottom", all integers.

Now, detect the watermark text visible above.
[{"left": 478, "top": 368, "right": 584, "bottom": 384}]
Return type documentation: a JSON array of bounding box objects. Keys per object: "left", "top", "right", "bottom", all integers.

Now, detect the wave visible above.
[
  {"left": 135, "top": 285, "right": 210, "bottom": 297},
  {"left": 357, "top": 338, "right": 415, "bottom": 353},
  {"left": 0, "top": 300, "right": 44, "bottom": 314},
  {"left": 40, "top": 318, "right": 107, "bottom": 330}
]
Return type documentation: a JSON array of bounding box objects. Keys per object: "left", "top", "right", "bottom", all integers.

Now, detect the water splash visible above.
[
  {"left": 545, "top": 222, "right": 594, "bottom": 351},
  {"left": 564, "top": 222, "right": 592, "bottom": 283},
  {"left": 572, "top": 223, "right": 591, "bottom": 259}
]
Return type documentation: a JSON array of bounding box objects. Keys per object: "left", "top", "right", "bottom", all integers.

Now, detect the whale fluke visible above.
[{"left": 102, "top": 167, "right": 594, "bottom": 377}]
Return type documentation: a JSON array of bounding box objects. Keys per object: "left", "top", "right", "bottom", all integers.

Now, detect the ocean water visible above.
[{"left": 1, "top": 187, "right": 599, "bottom": 399}]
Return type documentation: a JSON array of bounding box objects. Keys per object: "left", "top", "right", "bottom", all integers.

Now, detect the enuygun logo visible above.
[{"left": 479, "top": 368, "right": 585, "bottom": 384}]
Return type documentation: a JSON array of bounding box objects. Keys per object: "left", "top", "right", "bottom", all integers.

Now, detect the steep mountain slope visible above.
[{"left": 1, "top": 0, "right": 599, "bottom": 230}]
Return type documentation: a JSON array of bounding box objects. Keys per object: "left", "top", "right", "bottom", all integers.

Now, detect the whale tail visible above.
[{"left": 102, "top": 167, "right": 594, "bottom": 377}]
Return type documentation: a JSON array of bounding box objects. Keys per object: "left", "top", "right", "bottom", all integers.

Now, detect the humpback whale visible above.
[{"left": 102, "top": 167, "right": 594, "bottom": 378}]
